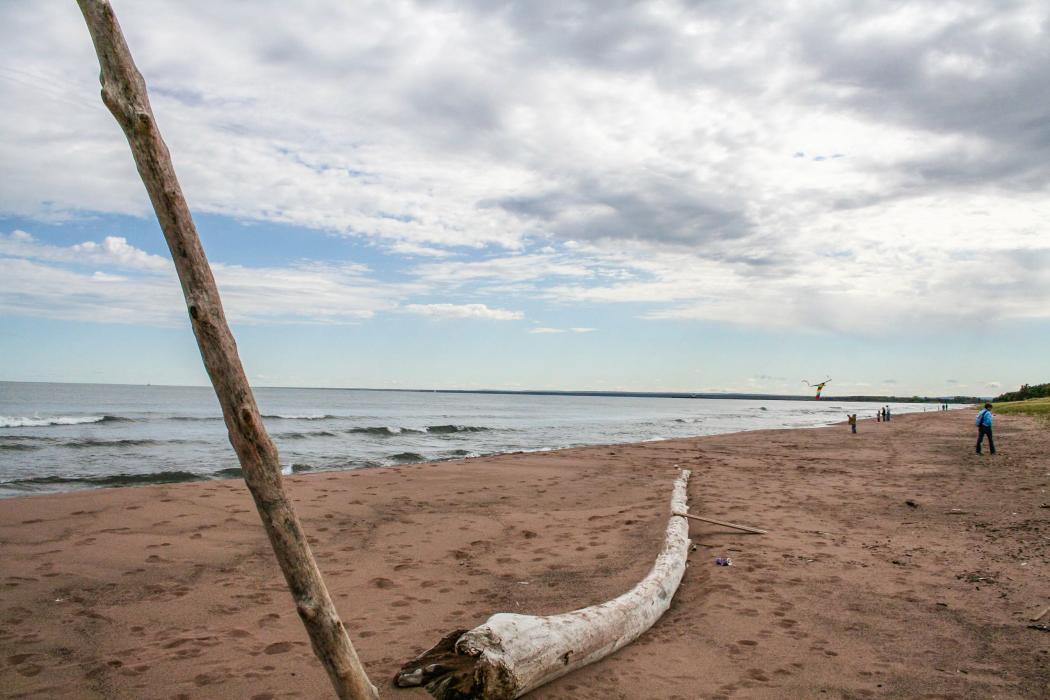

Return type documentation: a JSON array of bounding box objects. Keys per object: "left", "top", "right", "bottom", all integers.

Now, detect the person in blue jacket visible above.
[{"left": 975, "top": 403, "right": 995, "bottom": 455}]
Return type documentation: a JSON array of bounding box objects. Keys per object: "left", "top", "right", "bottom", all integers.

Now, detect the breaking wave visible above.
[
  {"left": 3, "top": 471, "right": 207, "bottom": 489},
  {"left": 0, "top": 414, "right": 133, "bottom": 428},
  {"left": 388, "top": 452, "right": 425, "bottom": 463},
  {"left": 0, "top": 436, "right": 204, "bottom": 450},
  {"left": 62, "top": 438, "right": 164, "bottom": 449},
  {"left": 0, "top": 443, "right": 41, "bottom": 452},
  {"left": 346, "top": 426, "right": 423, "bottom": 436},
  {"left": 216, "top": 463, "right": 312, "bottom": 478},
  {"left": 425, "top": 424, "right": 490, "bottom": 434},
  {"left": 261, "top": 414, "right": 339, "bottom": 420},
  {"left": 274, "top": 430, "right": 338, "bottom": 440}
]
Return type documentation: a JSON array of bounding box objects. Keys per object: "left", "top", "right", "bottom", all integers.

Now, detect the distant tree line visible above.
[
  {"left": 831, "top": 395, "right": 984, "bottom": 403},
  {"left": 993, "top": 383, "right": 1050, "bottom": 402}
]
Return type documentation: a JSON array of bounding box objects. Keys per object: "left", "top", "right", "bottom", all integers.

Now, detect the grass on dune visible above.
[{"left": 990, "top": 396, "right": 1050, "bottom": 417}]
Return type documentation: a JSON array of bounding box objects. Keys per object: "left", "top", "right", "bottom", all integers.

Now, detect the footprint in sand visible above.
[
  {"left": 263, "top": 641, "right": 293, "bottom": 655},
  {"left": 257, "top": 613, "right": 280, "bottom": 629},
  {"left": 194, "top": 672, "right": 224, "bottom": 686}
]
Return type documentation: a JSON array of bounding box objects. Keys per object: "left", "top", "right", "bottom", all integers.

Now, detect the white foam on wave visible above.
[
  {"left": 265, "top": 414, "right": 331, "bottom": 420},
  {"left": 0, "top": 415, "right": 105, "bottom": 428}
]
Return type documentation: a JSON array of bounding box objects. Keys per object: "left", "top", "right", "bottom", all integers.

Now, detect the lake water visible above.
[{"left": 0, "top": 382, "right": 941, "bottom": 498}]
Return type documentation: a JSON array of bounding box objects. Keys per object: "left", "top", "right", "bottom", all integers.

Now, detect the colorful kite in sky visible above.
[{"left": 803, "top": 378, "right": 832, "bottom": 400}]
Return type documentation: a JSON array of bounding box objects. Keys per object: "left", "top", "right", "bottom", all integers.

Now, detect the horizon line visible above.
[{"left": 0, "top": 379, "right": 987, "bottom": 402}]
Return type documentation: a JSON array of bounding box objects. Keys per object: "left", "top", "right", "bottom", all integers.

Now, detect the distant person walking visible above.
[
  {"left": 884, "top": 406, "right": 891, "bottom": 422},
  {"left": 848, "top": 413, "right": 857, "bottom": 434},
  {"left": 877, "top": 408, "right": 882, "bottom": 422},
  {"left": 975, "top": 403, "right": 995, "bottom": 455}
]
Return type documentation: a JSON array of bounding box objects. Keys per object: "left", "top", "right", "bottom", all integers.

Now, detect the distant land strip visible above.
[
  {"left": 389, "top": 389, "right": 986, "bottom": 403},
  {"left": 0, "top": 381, "right": 987, "bottom": 403}
]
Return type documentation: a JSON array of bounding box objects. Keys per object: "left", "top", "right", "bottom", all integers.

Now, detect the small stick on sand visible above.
[
  {"left": 673, "top": 512, "right": 767, "bottom": 534},
  {"left": 1031, "top": 605, "right": 1050, "bottom": 622}
]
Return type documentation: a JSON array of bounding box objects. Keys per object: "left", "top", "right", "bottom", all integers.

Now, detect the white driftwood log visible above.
[{"left": 396, "top": 469, "right": 692, "bottom": 698}]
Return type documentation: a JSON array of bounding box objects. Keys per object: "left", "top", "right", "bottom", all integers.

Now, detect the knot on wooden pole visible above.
[{"left": 297, "top": 598, "right": 321, "bottom": 622}]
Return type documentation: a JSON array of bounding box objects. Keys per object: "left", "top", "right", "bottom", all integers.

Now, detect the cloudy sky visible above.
[{"left": 1, "top": 0, "right": 1047, "bottom": 396}]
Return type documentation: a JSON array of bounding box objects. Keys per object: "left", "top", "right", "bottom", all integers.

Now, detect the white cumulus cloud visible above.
[{"left": 402, "top": 303, "right": 523, "bottom": 321}]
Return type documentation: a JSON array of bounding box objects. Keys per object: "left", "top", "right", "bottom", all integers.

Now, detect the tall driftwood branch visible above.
[
  {"left": 74, "top": 2, "right": 377, "bottom": 698},
  {"left": 396, "top": 469, "right": 692, "bottom": 698}
]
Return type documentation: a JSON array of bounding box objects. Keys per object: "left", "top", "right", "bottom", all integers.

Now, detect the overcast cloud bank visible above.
[{"left": 1, "top": 1, "right": 1049, "bottom": 358}]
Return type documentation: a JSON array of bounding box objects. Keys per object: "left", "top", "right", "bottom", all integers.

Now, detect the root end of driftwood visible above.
[
  {"left": 394, "top": 629, "right": 478, "bottom": 698},
  {"left": 394, "top": 628, "right": 520, "bottom": 699}
]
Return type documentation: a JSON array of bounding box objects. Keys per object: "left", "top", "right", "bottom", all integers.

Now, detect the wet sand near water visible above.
[{"left": 1, "top": 411, "right": 1047, "bottom": 698}]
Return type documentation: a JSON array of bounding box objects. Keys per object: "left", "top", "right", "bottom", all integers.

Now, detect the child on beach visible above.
[{"left": 848, "top": 414, "right": 857, "bottom": 434}]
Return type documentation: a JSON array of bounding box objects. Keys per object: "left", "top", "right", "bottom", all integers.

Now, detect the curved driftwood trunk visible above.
[
  {"left": 396, "top": 469, "right": 692, "bottom": 698},
  {"left": 75, "top": 2, "right": 377, "bottom": 698}
]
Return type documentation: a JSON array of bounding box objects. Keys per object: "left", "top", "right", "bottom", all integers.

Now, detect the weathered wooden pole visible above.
[{"left": 74, "top": 2, "right": 377, "bottom": 698}]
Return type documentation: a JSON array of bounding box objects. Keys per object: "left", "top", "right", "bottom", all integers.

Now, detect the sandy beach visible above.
[{"left": 1, "top": 410, "right": 1047, "bottom": 699}]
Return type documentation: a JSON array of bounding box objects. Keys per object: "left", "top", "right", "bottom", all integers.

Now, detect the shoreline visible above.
[
  {"left": 1, "top": 404, "right": 948, "bottom": 501},
  {"left": 1, "top": 411, "right": 1047, "bottom": 698}
]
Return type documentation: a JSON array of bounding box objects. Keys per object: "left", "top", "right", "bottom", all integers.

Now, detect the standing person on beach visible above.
[
  {"left": 885, "top": 406, "right": 891, "bottom": 422},
  {"left": 975, "top": 403, "right": 996, "bottom": 455},
  {"left": 848, "top": 414, "right": 857, "bottom": 434}
]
